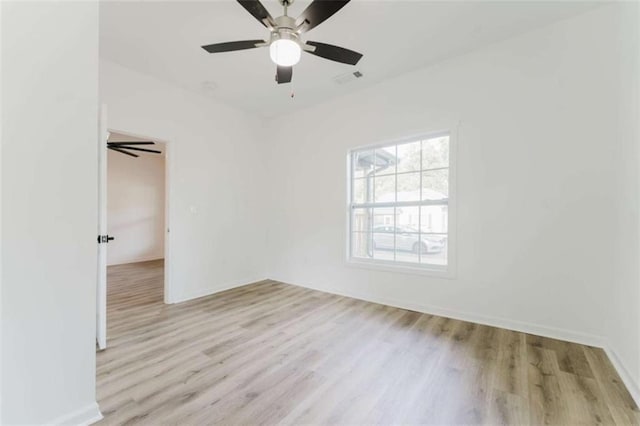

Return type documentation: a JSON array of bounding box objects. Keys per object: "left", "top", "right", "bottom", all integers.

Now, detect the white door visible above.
[{"left": 97, "top": 105, "right": 108, "bottom": 350}]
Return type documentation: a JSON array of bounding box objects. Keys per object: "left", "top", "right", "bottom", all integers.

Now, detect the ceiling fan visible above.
[
  {"left": 201, "top": 0, "right": 363, "bottom": 84},
  {"left": 108, "top": 141, "right": 161, "bottom": 158}
]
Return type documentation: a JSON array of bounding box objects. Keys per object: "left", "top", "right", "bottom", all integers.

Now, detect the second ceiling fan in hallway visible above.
[{"left": 108, "top": 141, "right": 161, "bottom": 158}]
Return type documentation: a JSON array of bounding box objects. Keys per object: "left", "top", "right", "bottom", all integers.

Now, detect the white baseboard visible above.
[
  {"left": 279, "top": 279, "right": 605, "bottom": 348},
  {"left": 604, "top": 345, "right": 640, "bottom": 408},
  {"left": 47, "top": 401, "right": 102, "bottom": 426},
  {"left": 169, "top": 276, "right": 268, "bottom": 304}
]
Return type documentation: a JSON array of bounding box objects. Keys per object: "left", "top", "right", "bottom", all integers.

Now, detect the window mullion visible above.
[
  {"left": 351, "top": 200, "right": 449, "bottom": 209},
  {"left": 393, "top": 145, "right": 398, "bottom": 262},
  {"left": 419, "top": 140, "right": 423, "bottom": 264}
]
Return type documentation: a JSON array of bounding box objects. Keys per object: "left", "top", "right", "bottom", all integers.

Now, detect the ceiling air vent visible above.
[{"left": 333, "top": 70, "right": 364, "bottom": 85}]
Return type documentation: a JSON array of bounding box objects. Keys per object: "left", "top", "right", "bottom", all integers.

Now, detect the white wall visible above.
[
  {"left": 606, "top": 1, "right": 640, "bottom": 403},
  {"left": 107, "top": 150, "right": 165, "bottom": 266},
  {"left": 100, "top": 59, "right": 268, "bottom": 302},
  {"left": 266, "top": 3, "right": 638, "bottom": 374},
  {"left": 1, "top": 1, "right": 101, "bottom": 424}
]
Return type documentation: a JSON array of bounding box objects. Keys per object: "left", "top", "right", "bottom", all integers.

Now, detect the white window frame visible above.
[{"left": 346, "top": 129, "right": 457, "bottom": 278}]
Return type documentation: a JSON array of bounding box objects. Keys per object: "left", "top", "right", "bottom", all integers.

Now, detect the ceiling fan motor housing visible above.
[{"left": 272, "top": 15, "right": 299, "bottom": 45}]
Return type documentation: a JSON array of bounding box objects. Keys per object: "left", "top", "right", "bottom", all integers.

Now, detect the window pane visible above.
[
  {"left": 353, "top": 149, "right": 374, "bottom": 178},
  {"left": 422, "top": 136, "right": 449, "bottom": 170},
  {"left": 396, "top": 206, "right": 420, "bottom": 230},
  {"left": 352, "top": 178, "right": 368, "bottom": 204},
  {"left": 352, "top": 207, "right": 372, "bottom": 233},
  {"left": 420, "top": 205, "right": 448, "bottom": 233},
  {"left": 372, "top": 207, "right": 394, "bottom": 229},
  {"left": 396, "top": 172, "right": 420, "bottom": 202},
  {"left": 421, "top": 169, "right": 448, "bottom": 200},
  {"left": 374, "top": 146, "right": 396, "bottom": 176},
  {"left": 372, "top": 207, "right": 395, "bottom": 260},
  {"left": 352, "top": 232, "right": 373, "bottom": 259},
  {"left": 396, "top": 140, "right": 421, "bottom": 173},
  {"left": 420, "top": 234, "right": 447, "bottom": 266},
  {"left": 374, "top": 174, "right": 395, "bottom": 203},
  {"left": 394, "top": 224, "right": 420, "bottom": 263}
]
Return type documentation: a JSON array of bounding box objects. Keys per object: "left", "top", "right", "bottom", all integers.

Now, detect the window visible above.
[{"left": 348, "top": 132, "right": 452, "bottom": 272}]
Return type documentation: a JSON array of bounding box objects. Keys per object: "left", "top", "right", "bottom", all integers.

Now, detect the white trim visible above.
[
  {"left": 349, "top": 129, "right": 452, "bottom": 153},
  {"left": 107, "top": 256, "right": 164, "bottom": 267},
  {"left": 169, "top": 276, "right": 268, "bottom": 304},
  {"left": 447, "top": 124, "right": 459, "bottom": 279},
  {"left": 46, "top": 401, "right": 102, "bottom": 426},
  {"left": 604, "top": 345, "right": 640, "bottom": 408},
  {"left": 352, "top": 200, "right": 449, "bottom": 209},
  {"left": 163, "top": 139, "right": 173, "bottom": 304},
  {"left": 278, "top": 278, "right": 605, "bottom": 348},
  {"left": 0, "top": 0, "right": 3, "bottom": 418},
  {"left": 96, "top": 105, "right": 108, "bottom": 351},
  {"left": 346, "top": 259, "right": 451, "bottom": 279}
]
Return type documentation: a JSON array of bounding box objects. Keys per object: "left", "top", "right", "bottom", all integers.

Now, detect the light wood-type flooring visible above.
[{"left": 97, "top": 260, "right": 640, "bottom": 425}]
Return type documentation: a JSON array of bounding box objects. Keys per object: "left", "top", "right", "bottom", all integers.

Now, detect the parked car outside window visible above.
[{"left": 372, "top": 225, "right": 445, "bottom": 254}]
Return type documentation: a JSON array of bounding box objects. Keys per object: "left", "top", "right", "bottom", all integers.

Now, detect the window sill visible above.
[{"left": 346, "top": 258, "right": 455, "bottom": 279}]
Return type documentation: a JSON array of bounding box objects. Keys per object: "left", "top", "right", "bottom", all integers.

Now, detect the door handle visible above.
[{"left": 98, "top": 235, "right": 115, "bottom": 244}]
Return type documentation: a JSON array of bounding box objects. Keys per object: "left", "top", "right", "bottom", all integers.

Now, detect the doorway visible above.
[{"left": 97, "top": 126, "right": 170, "bottom": 349}]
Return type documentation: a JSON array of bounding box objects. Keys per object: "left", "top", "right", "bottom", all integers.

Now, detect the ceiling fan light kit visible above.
[
  {"left": 201, "top": 0, "right": 363, "bottom": 85},
  {"left": 270, "top": 38, "right": 301, "bottom": 67}
]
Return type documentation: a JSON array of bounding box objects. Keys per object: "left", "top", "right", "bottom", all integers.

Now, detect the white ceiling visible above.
[{"left": 100, "top": 0, "right": 601, "bottom": 118}]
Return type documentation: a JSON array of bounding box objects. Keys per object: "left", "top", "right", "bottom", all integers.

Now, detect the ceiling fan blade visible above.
[
  {"left": 113, "top": 146, "right": 162, "bottom": 154},
  {"left": 296, "top": 0, "right": 350, "bottom": 33},
  {"left": 276, "top": 65, "right": 292, "bottom": 84},
  {"left": 237, "top": 0, "right": 275, "bottom": 28},
  {"left": 202, "top": 40, "right": 265, "bottom": 54},
  {"left": 305, "top": 41, "right": 363, "bottom": 65},
  {"left": 108, "top": 141, "right": 155, "bottom": 146},
  {"left": 108, "top": 146, "right": 139, "bottom": 158}
]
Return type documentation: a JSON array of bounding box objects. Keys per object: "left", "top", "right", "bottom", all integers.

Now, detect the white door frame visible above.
[
  {"left": 97, "top": 124, "right": 173, "bottom": 348},
  {"left": 96, "top": 105, "right": 108, "bottom": 350},
  {"left": 162, "top": 139, "right": 172, "bottom": 304}
]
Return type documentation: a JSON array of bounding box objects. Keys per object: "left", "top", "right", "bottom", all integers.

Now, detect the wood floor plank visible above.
[{"left": 97, "top": 260, "right": 640, "bottom": 425}]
